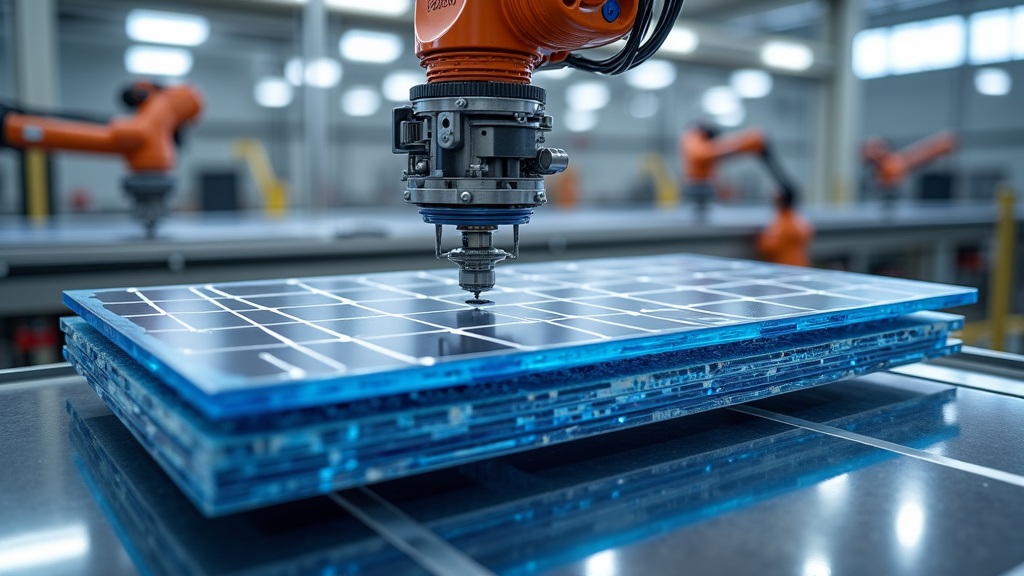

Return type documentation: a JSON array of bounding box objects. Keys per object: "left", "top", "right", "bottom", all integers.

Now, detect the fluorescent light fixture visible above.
[
  {"left": 975, "top": 67, "right": 1011, "bottom": 96},
  {"left": 625, "top": 59, "right": 676, "bottom": 90},
  {"left": 716, "top": 103, "right": 746, "bottom": 128},
  {"left": 761, "top": 40, "right": 813, "bottom": 71},
  {"left": 126, "top": 9, "right": 209, "bottom": 46},
  {"left": 124, "top": 45, "right": 193, "bottom": 77},
  {"left": 565, "top": 81, "right": 610, "bottom": 111},
  {"left": 926, "top": 16, "right": 966, "bottom": 70},
  {"left": 853, "top": 28, "right": 889, "bottom": 79},
  {"left": 730, "top": 69, "right": 773, "bottom": 98},
  {"left": 888, "top": 21, "right": 929, "bottom": 75},
  {"left": 382, "top": 70, "right": 423, "bottom": 101},
  {"left": 627, "top": 92, "right": 659, "bottom": 119},
  {"left": 1015, "top": 7, "right": 1024, "bottom": 59},
  {"left": 1015, "top": 6, "right": 1024, "bottom": 59},
  {"left": 661, "top": 26, "right": 698, "bottom": 55},
  {"left": 701, "top": 86, "right": 740, "bottom": 116},
  {"left": 304, "top": 57, "right": 342, "bottom": 88},
  {"left": 325, "top": 0, "right": 411, "bottom": 16},
  {"left": 254, "top": 77, "right": 294, "bottom": 108},
  {"left": 889, "top": 16, "right": 965, "bottom": 75},
  {"left": 0, "top": 525, "right": 89, "bottom": 573},
  {"left": 970, "top": 9, "right": 1012, "bottom": 65},
  {"left": 339, "top": 30, "right": 403, "bottom": 63},
  {"left": 535, "top": 67, "right": 573, "bottom": 80},
  {"left": 564, "top": 108, "right": 598, "bottom": 133},
  {"left": 341, "top": 86, "right": 382, "bottom": 116},
  {"left": 285, "top": 57, "right": 304, "bottom": 86}
]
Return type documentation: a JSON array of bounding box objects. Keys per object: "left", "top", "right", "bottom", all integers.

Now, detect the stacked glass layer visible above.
[{"left": 61, "top": 254, "right": 976, "bottom": 515}]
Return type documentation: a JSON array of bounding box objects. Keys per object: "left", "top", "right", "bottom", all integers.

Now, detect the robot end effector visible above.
[{"left": 394, "top": 0, "right": 685, "bottom": 301}]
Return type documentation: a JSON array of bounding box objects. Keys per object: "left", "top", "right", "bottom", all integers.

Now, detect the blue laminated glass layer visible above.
[
  {"left": 63, "top": 312, "right": 961, "bottom": 516},
  {"left": 63, "top": 254, "right": 977, "bottom": 418}
]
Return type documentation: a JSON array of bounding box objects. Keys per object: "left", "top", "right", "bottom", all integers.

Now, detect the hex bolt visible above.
[
  {"left": 403, "top": 191, "right": 411, "bottom": 200},
  {"left": 455, "top": 98, "right": 467, "bottom": 108},
  {"left": 460, "top": 191, "right": 473, "bottom": 203}
]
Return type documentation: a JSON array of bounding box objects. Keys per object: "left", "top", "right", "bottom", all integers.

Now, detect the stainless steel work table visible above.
[{"left": 2, "top": 348, "right": 1024, "bottom": 576}]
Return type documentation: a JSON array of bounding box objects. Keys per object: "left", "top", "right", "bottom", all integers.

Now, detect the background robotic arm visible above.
[{"left": 0, "top": 81, "right": 203, "bottom": 238}]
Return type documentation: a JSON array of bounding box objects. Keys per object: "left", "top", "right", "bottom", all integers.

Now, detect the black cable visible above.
[{"left": 566, "top": 0, "right": 686, "bottom": 76}]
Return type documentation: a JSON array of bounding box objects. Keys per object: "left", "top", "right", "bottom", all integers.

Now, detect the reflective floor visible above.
[{"left": 2, "top": 367, "right": 1024, "bottom": 576}]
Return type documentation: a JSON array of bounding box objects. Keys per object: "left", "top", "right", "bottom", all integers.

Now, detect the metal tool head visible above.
[
  {"left": 394, "top": 82, "right": 566, "bottom": 299},
  {"left": 123, "top": 173, "right": 174, "bottom": 239}
]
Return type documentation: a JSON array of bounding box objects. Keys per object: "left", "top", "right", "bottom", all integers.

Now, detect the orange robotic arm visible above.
[
  {"left": 396, "top": 0, "right": 685, "bottom": 299},
  {"left": 415, "top": 0, "right": 638, "bottom": 84},
  {"left": 2, "top": 82, "right": 203, "bottom": 173},
  {"left": 863, "top": 130, "right": 956, "bottom": 189},
  {"left": 682, "top": 126, "right": 766, "bottom": 181}
]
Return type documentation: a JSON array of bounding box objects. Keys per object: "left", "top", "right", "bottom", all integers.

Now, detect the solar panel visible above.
[
  {"left": 64, "top": 254, "right": 976, "bottom": 419},
  {"left": 63, "top": 312, "right": 962, "bottom": 516}
]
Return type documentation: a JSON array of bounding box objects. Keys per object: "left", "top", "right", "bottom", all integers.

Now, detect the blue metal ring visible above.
[
  {"left": 419, "top": 207, "right": 534, "bottom": 226},
  {"left": 603, "top": 0, "right": 620, "bottom": 23}
]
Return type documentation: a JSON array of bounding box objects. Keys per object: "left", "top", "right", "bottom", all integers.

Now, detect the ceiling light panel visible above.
[
  {"left": 625, "top": 59, "right": 677, "bottom": 90},
  {"left": 761, "top": 41, "right": 814, "bottom": 71},
  {"left": 324, "top": 0, "right": 411, "bottom": 16},
  {"left": 382, "top": 70, "right": 423, "bottom": 101},
  {"left": 661, "top": 26, "right": 699, "bottom": 55},
  {"left": 339, "top": 30, "right": 403, "bottom": 63},
  {"left": 125, "top": 10, "right": 210, "bottom": 47},
  {"left": 254, "top": 77, "right": 294, "bottom": 108},
  {"left": 124, "top": 46, "right": 193, "bottom": 77},
  {"left": 342, "top": 87, "right": 382, "bottom": 116},
  {"left": 730, "top": 69, "right": 773, "bottom": 99},
  {"left": 566, "top": 81, "right": 611, "bottom": 111}
]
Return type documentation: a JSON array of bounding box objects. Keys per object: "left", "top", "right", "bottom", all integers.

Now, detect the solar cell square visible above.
[
  {"left": 361, "top": 298, "right": 470, "bottom": 315},
  {"left": 129, "top": 315, "right": 192, "bottom": 331},
  {"left": 573, "top": 296, "right": 662, "bottom": 314},
  {"left": 210, "top": 283, "right": 308, "bottom": 297},
  {"left": 150, "top": 327, "right": 283, "bottom": 350},
  {"left": 265, "top": 322, "right": 344, "bottom": 343},
  {"left": 401, "top": 309, "right": 523, "bottom": 330},
  {"left": 366, "top": 331, "right": 514, "bottom": 359},
  {"left": 585, "top": 280, "right": 675, "bottom": 293},
  {"left": 138, "top": 288, "right": 212, "bottom": 301},
  {"left": 713, "top": 283, "right": 809, "bottom": 298},
  {"left": 104, "top": 302, "right": 160, "bottom": 316},
  {"left": 238, "top": 309, "right": 295, "bottom": 325},
  {"left": 552, "top": 317, "right": 654, "bottom": 337},
  {"left": 244, "top": 293, "right": 347, "bottom": 308},
  {"left": 463, "top": 322, "right": 602, "bottom": 347},
  {"left": 301, "top": 278, "right": 370, "bottom": 292},
  {"left": 279, "top": 304, "right": 379, "bottom": 322},
  {"left": 766, "top": 293, "right": 874, "bottom": 310},
  {"left": 313, "top": 316, "right": 442, "bottom": 338},
  {"left": 635, "top": 289, "right": 737, "bottom": 307},
  {"left": 156, "top": 299, "right": 232, "bottom": 314},
  {"left": 521, "top": 300, "right": 623, "bottom": 317},
  {"left": 694, "top": 300, "right": 810, "bottom": 319},
  {"left": 172, "top": 312, "right": 254, "bottom": 330},
  {"left": 189, "top": 346, "right": 341, "bottom": 378}
]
